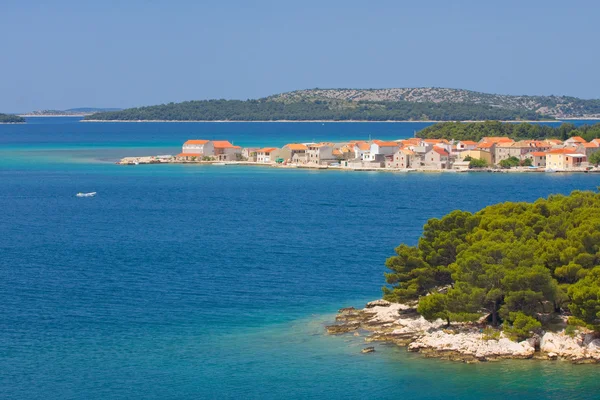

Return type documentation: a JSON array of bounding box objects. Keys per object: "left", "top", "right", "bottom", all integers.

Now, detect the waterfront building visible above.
[{"left": 256, "top": 148, "right": 278, "bottom": 163}]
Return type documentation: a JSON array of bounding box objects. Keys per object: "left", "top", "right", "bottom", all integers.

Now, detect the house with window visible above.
[
  {"left": 456, "top": 140, "right": 478, "bottom": 151},
  {"left": 424, "top": 147, "right": 450, "bottom": 169},
  {"left": 181, "top": 139, "right": 213, "bottom": 156},
  {"left": 256, "top": 148, "right": 278, "bottom": 163},
  {"left": 366, "top": 141, "right": 399, "bottom": 161},
  {"left": 281, "top": 143, "right": 308, "bottom": 163},
  {"left": 212, "top": 141, "right": 242, "bottom": 161},
  {"left": 546, "top": 148, "right": 586, "bottom": 170},
  {"left": 353, "top": 142, "right": 370, "bottom": 160},
  {"left": 525, "top": 152, "right": 547, "bottom": 168},
  {"left": 306, "top": 143, "right": 335, "bottom": 165},
  {"left": 386, "top": 148, "right": 415, "bottom": 169}
]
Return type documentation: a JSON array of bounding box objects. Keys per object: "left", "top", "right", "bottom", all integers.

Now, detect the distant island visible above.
[
  {"left": 0, "top": 113, "right": 25, "bottom": 123},
  {"left": 83, "top": 88, "right": 600, "bottom": 122},
  {"left": 22, "top": 108, "right": 122, "bottom": 117}
]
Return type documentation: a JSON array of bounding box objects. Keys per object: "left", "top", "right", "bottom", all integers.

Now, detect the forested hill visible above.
[
  {"left": 83, "top": 88, "right": 600, "bottom": 122},
  {"left": 384, "top": 190, "right": 600, "bottom": 333},
  {"left": 0, "top": 113, "right": 25, "bottom": 123},
  {"left": 418, "top": 121, "right": 600, "bottom": 141}
]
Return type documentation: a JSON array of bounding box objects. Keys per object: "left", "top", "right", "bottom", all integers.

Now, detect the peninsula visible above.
[
  {"left": 119, "top": 122, "right": 600, "bottom": 172},
  {"left": 327, "top": 190, "right": 600, "bottom": 363},
  {"left": 0, "top": 113, "right": 25, "bottom": 123},
  {"left": 83, "top": 88, "right": 600, "bottom": 122}
]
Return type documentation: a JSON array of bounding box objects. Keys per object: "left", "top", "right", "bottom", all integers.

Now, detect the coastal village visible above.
[{"left": 119, "top": 135, "right": 600, "bottom": 172}]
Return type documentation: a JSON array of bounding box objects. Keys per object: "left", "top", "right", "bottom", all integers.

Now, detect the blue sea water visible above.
[{"left": 2, "top": 118, "right": 600, "bottom": 399}]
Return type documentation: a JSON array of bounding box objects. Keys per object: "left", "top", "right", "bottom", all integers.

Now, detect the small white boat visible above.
[
  {"left": 213, "top": 162, "right": 226, "bottom": 166},
  {"left": 76, "top": 192, "right": 96, "bottom": 197}
]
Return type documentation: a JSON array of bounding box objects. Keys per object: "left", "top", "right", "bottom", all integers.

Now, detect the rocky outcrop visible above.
[
  {"left": 408, "top": 331, "right": 535, "bottom": 361},
  {"left": 361, "top": 347, "right": 375, "bottom": 354},
  {"left": 327, "top": 299, "right": 600, "bottom": 364}
]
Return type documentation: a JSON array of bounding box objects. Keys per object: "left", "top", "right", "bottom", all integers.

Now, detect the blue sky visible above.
[{"left": 1, "top": 0, "right": 598, "bottom": 112}]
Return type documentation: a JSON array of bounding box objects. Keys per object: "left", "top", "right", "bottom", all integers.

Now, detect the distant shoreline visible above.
[
  {"left": 81, "top": 119, "right": 573, "bottom": 123},
  {"left": 19, "top": 114, "right": 90, "bottom": 117}
]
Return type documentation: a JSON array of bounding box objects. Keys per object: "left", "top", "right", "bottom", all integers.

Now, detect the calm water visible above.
[{"left": 2, "top": 118, "right": 600, "bottom": 399}]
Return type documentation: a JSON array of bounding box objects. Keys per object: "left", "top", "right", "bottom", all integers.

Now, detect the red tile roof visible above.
[
  {"left": 433, "top": 147, "right": 449, "bottom": 156},
  {"left": 257, "top": 147, "right": 277, "bottom": 153},
  {"left": 184, "top": 140, "right": 209, "bottom": 145},
  {"left": 212, "top": 141, "right": 236, "bottom": 148}
]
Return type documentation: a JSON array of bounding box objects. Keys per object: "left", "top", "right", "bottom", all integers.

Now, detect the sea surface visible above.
[{"left": 2, "top": 118, "right": 600, "bottom": 399}]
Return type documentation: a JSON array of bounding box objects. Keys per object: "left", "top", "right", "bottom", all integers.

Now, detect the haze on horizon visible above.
[{"left": 1, "top": 0, "right": 599, "bottom": 113}]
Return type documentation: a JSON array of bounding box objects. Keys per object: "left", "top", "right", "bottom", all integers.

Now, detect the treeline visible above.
[
  {"left": 417, "top": 121, "right": 600, "bottom": 141},
  {"left": 83, "top": 99, "right": 548, "bottom": 122},
  {"left": 0, "top": 113, "right": 25, "bottom": 123},
  {"left": 383, "top": 191, "right": 600, "bottom": 339}
]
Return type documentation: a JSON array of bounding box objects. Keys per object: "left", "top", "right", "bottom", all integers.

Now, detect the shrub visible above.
[
  {"left": 504, "top": 312, "right": 542, "bottom": 341},
  {"left": 482, "top": 327, "right": 501, "bottom": 341}
]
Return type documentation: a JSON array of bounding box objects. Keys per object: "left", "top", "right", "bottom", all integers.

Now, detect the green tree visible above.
[
  {"left": 589, "top": 151, "right": 600, "bottom": 166},
  {"left": 568, "top": 267, "right": 600, "bottom": 330},
  {"left": 469, "top": 158, "right": 488, "bottom": 168},
  {"left": 503, "top": 312, "right": 542, "bottom": 341},
  {"left": 417, "top": 293, "right": 451, "bottom": 326}
]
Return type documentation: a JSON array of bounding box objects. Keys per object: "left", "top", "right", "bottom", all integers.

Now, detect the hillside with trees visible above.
[
  {"left": 83, "top": 88, "right": 600, "bottom": 122},
  {"left": 383, "top": 190, "right": 600, "bottom": 335},
  {"left": 417, "top": 121, "right": 600, "bottom": 141},
  {"left": 0, "top": 113, "right": 25, "bottom": 123},
  {"left": 83, "top": 98, "right": 544, "bottom": 122}
]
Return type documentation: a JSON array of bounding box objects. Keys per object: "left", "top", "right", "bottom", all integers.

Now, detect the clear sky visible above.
[{"left": 1, "top": 0, "right": 599, "bottom": 112}]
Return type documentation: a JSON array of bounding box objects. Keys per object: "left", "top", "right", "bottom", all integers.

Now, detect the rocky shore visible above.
[{"left": 326, "top": 299, "right": 600, "bottom": 363}]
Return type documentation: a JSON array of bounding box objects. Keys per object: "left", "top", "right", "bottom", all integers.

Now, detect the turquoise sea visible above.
[{"left": 2, "top": 118, "right": 600, "bottom": 399}]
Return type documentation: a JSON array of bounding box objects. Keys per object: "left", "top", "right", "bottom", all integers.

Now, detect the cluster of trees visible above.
[
  {"left": 418, "top": 121, "right": 600, "bottom": 141},
  {"left": 83, "top": 99, "right": 548, "bottom": 122},
  {"left": 498, "top": 156, "right": 532, "bottom": 169},
  {"left": 383, "top": 191, "right": 600, "bottom": 339},
  {"left": 463, "top": 156, "right": 488, "bottom": 168},
  {"left": 0, "top": 113, "right": 25, "bottom": 123}
]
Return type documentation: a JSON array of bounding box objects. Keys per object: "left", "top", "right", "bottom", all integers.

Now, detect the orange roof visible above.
[
  {"left": 477, "top": 142, "right": 494, "bottom": 149},
  {"left": 257, "top": 147, "right": 277, "bottom": 153},
  {"left": 583, "top": 143, "right": 599, "bottom": 148},
  {"left": 284, "top": 143, "right": 308, "bottom": 151},
  {"left": 232, "top": 146, "right": 241, "bottom": 149},
  {"left": 460, "top": 140, "right": 478, "bottom": 145},
  {"left": 212, "top": 140, "right": 236, "bottom": 148},
  {"left": 568, "top": 136, "right": 586, "bottom": 143},
  {"left": 545, "top": 139, "right": 563, "bottom": 144},
  {"left": 401, "top": 149, "right": 416, "bottom": 155},
  {"left": 177, "top": 153, "right": 201, "bottom": 157},
  {"left": 184, "top": 140, "right": 209, "bottom": 145},
  {"left": 355, "top": 142, "right": 370, "bottom": 150},
  {"left": 332, "top": 149, "right": 342, "bottom": 156},
  {"left": 424, "top": 138, "right": 449, "bottom": 144},
  {"left": 481, "top": 137, "right": 514, "bottom": 143},
  {"left": 530, "top": 152, "right": 547, "bottom": 157},
  {"left": 376, "top": 141, "right": 400, "bottom": 147},
  {"left": 433, "top": 147, "right": 449, "bottom": 156},
  {"left": 548, "top": 148, "right": 577, "bottom": 154}
]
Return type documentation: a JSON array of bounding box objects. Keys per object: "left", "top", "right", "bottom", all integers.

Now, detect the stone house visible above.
[
  {"left": 306, "top": 143, "right": 335, "bottom": 165},
  {"left": 424, "top": 147, "right": 450, "bottom": 169},
  {"left": 211, "top": 141, "right": 242, "bottom": 161},
  {"left": 526, "top": 152, "right": 547, "bottom": 168},
  {"left": 182, "top": 139, "right": 213, "bottom": 156},
  {"left": 386, "top": 148, "right": 415, "bottom": 169},
  {"left": 256, "top": 148, "right": 278, "bottom": 163},
  {"left": 281, "top": 143, "right": 308, "bottom": 163}
]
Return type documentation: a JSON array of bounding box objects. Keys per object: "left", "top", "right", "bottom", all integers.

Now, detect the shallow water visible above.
[{"left": 2, "top": 118, "right": 600, "bottom": 399}]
